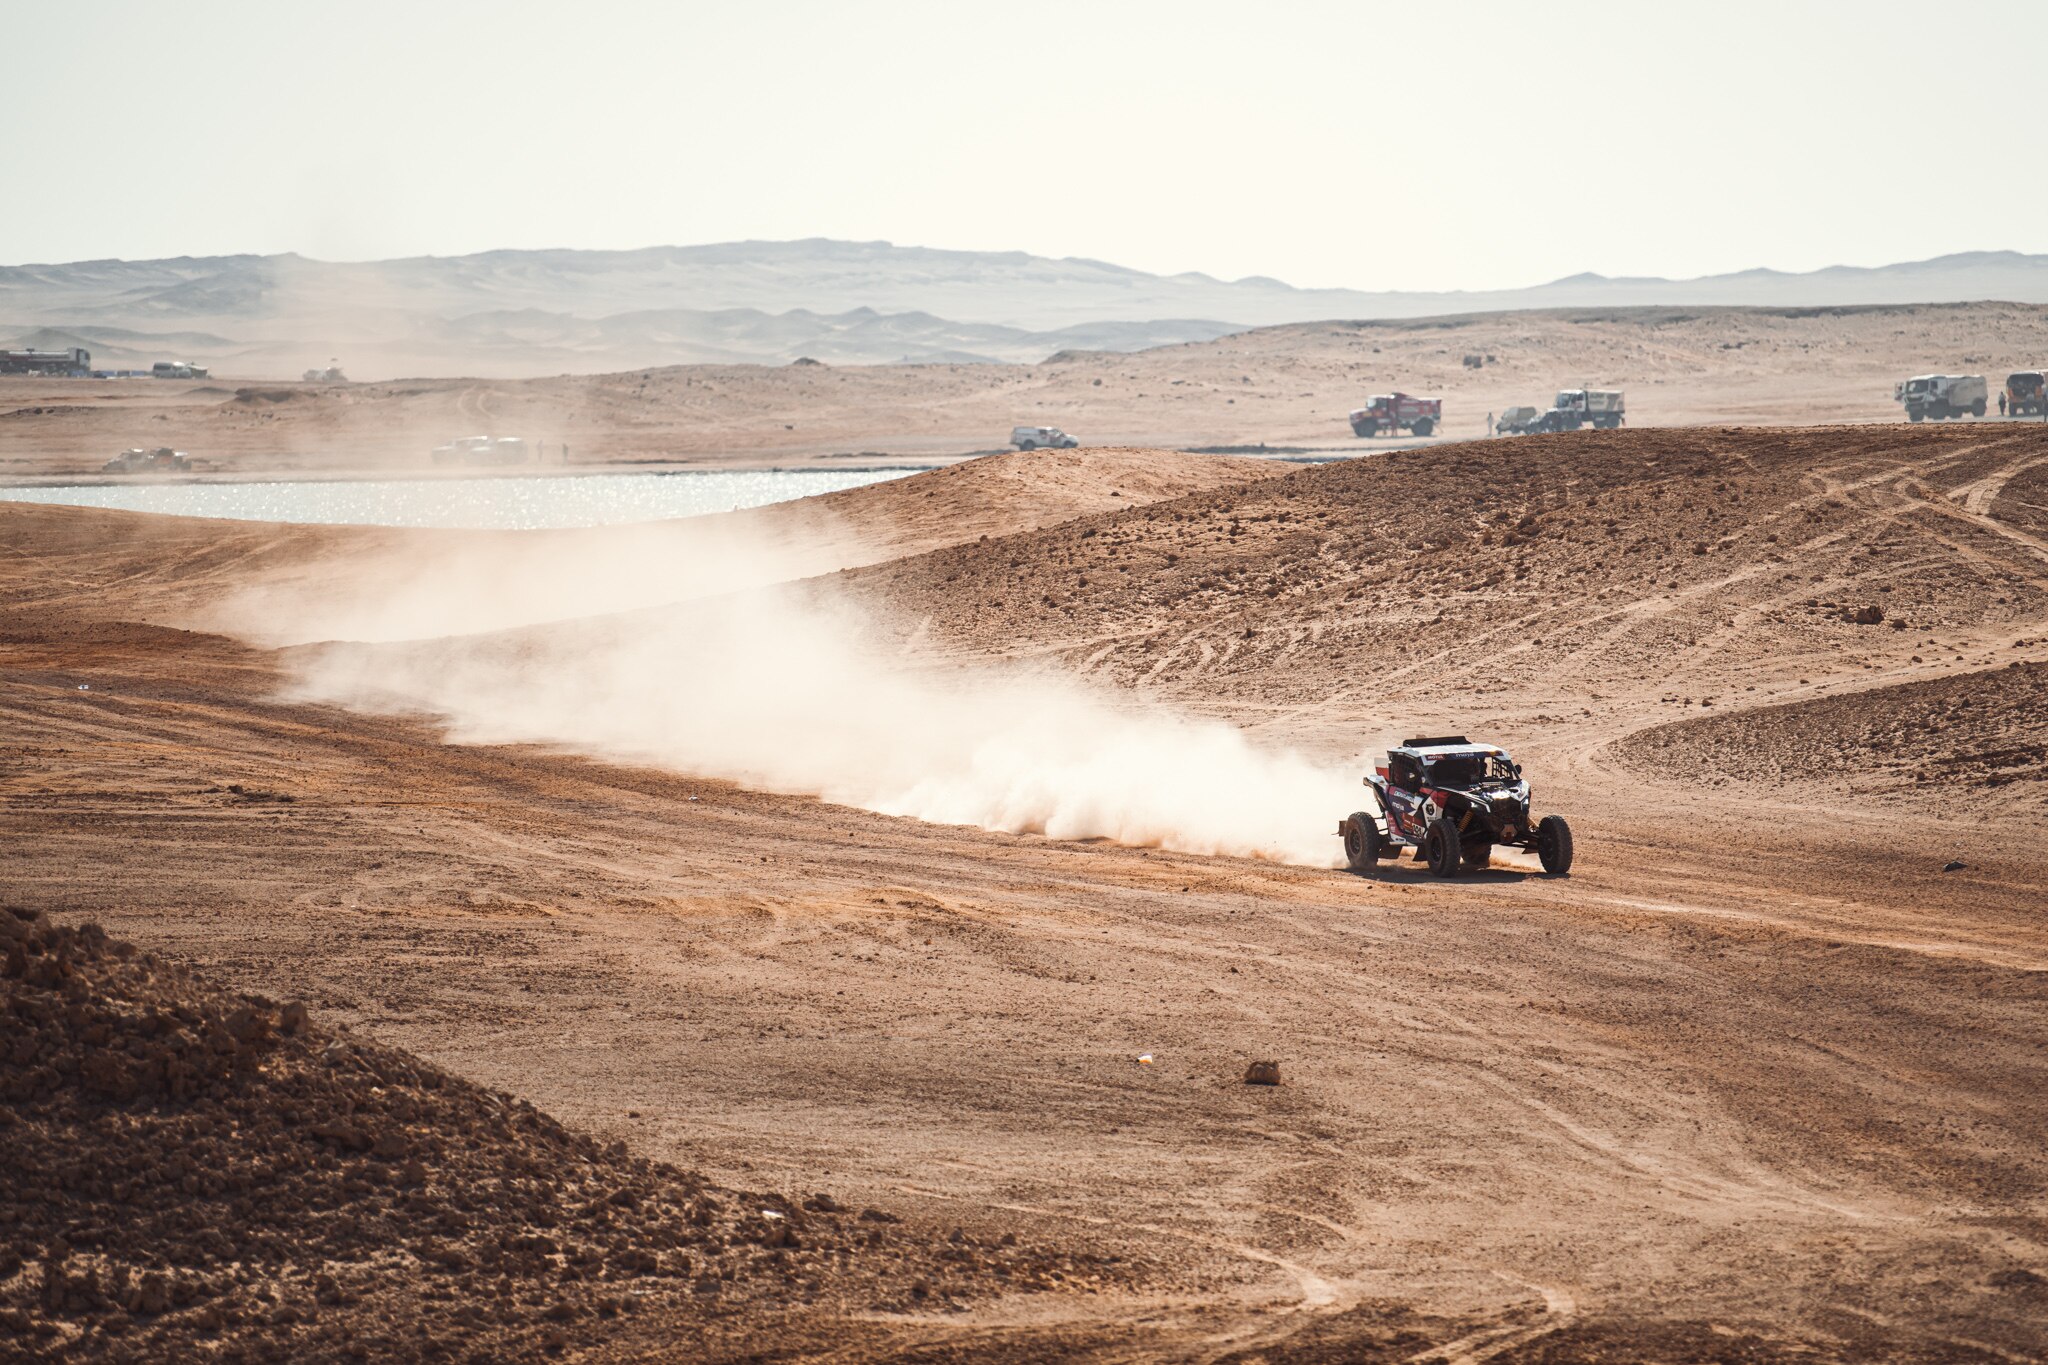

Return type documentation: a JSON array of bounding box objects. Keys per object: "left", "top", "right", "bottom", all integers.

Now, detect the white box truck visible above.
[
  {"left": 1554, "top": 389, "right": 1626, "bottom": 429},
  {"left": 1895, "top": 375, "right": 1987, "bottom": 422}
]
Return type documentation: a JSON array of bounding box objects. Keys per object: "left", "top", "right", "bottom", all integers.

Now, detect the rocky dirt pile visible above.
[
  {"left": 0, "top": 908, "right": 1129, "bottom": 1362},
  {"left": 1614, "top": 661, "right": 2048, "bottom": 794}
]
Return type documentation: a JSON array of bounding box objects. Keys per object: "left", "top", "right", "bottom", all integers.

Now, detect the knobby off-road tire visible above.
[
  {"left": 1412, "top": 417, "right": 1435, "bottom": 436},
  {"left": 1973, "top": 399, "right": 1988, "bottom": 417},
  {"left": 1537, "top": 815, "right": 1574, "bottom": 874},
  {"left": 1424, "top": 819, "right": 1463, "bottom": 877},
  {"left": 1343, "top": 813, "right": 1383, "bottom": 873}
]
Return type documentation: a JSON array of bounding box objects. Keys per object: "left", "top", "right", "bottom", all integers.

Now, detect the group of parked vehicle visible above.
[
  {"left": 1008, "top": 367, "right": 2046, "bottom": 452},
  {"left": 1344, "top": 388, "right": 1626, "bottom": 440},
  {"left": 1895, "top": 372, "right": 2046, "bottom": 421}
]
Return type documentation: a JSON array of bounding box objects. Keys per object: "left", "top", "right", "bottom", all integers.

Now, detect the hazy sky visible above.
[{"left": 5, "top": 0, "right": 2042, "bottom": 291}]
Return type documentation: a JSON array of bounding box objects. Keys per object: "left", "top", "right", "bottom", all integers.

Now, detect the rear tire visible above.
[
  {"left": 1343, "top": 814, "right": 1383, "bottom": 872},
  {"left": 1424, "top": 819, "right": 1463, "bottom": 877},
  {"left": 1537, "top": 816, "right": 1574, "bottom": 874},
  {"left": 1412, "top": 417, "right": 1435, "bottom": 436},
  {"left": 1973, "top": 399, "right": 1988, "bottom": 418}
]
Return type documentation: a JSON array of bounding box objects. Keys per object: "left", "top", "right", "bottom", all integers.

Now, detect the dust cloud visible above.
[{"left": 251, "top": 519, "right": 1360, "bottom": 868}]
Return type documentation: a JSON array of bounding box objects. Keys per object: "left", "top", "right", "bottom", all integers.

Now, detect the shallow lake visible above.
[{"left": 0, "top": 468, "right": 917, "bottom": 530}]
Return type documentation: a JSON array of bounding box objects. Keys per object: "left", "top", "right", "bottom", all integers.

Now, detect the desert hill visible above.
[
  {"left": 7, "top": 241, "right": 2048, "bottom": 379},
  {"left": 850, "top": 426, "right": 2048, "bottom": 724},
  {"left": 6, "top": 300, "right": 2048, "bottom": 479}
]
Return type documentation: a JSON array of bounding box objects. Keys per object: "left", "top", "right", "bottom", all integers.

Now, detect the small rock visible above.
[
  {"left": 1943, "top": 860, "right": 1966, "bottom": 873},
  {"left": 1244, "top": 1061, "right": 1281, "bottom": 1086}
]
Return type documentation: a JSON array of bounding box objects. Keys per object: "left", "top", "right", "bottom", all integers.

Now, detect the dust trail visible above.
[{"left": 245, "top": 520, "right": 1361, "bottom": 867}]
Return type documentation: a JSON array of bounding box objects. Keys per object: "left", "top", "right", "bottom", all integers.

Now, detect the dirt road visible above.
[{"left": 4, "top": 430, "right": 2046, "bottom": 1361}]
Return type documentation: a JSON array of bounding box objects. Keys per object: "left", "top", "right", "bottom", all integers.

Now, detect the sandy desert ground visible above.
[
  {"left": 5, "top": 418, "right": 2048, "bottom": 1361},
  {"left": 5, "top": 301, "right": 2048, "bottom": 480}
]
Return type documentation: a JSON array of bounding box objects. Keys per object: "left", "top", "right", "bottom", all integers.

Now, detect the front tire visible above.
[
  {"left": 1424, "top": 819, "right": 1464, "bottom": 877},
  {"left": 1353, "top": 421, "right": 1378, "bottom": 439},
  {"left": 1537, "top": 816, "right": 1574, "bottom": 874},
  {"left": 1018, "top": 440, "right": 1037, "bottom": 450},
  {"left": 1343, "top": 813, "right": 1383, "bottom": 873}
]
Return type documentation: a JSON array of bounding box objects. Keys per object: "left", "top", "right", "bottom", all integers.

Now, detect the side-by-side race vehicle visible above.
[{"left": 1338, "top": 736, "right": 1574, "bottom": 876}]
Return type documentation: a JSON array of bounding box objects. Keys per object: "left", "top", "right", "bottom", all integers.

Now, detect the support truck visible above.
[
  {"left": 2006, "top": 371, "right": 2046, "bottom": 418},
  {"left": 1349, "top": 393, "right": 1441, "bottom": 438},
  {"left": 1896, "top": 374, "right": 1987, "bottom": 421}
]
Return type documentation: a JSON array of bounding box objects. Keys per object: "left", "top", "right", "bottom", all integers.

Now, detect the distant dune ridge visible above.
[{"left": 4, "top": 239, "right": 2047, "bottom": 378}]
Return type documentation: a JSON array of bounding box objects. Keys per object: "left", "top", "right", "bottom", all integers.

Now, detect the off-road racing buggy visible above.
[{"left": 1337, "top": 736, "right": 1574, "bottom": 876}]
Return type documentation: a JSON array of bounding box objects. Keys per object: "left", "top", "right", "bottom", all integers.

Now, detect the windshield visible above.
[
  {"left": 1425, "top": 754, "right": 1518, "bottom": 788},
  {"left": 1906, "top": 379, "right": 1934, "bottom": 393}
]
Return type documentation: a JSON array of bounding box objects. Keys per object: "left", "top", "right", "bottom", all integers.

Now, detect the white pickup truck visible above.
[{"left": 1011, "top": 426, "right": 1078, "bottom": 450}]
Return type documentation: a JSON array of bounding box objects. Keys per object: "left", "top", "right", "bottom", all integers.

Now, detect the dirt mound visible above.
[
  {"left": 0, "top": 908, "right": 1127, "bottom": 1361},
  {"left": 0, "top": 448, "right": 1284, "bottom": 649},
  {"left": 720, "top": 445, "right": 1284, "bottom": 570},
  {"left": 848, "top": 425, "right": 2048, "bottom": 711},
  {"left": 1614, "top": 661, "right": 2048, "bottom": 794}
]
